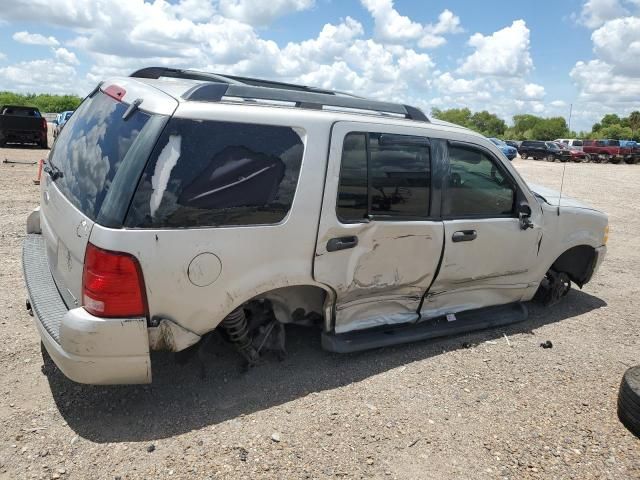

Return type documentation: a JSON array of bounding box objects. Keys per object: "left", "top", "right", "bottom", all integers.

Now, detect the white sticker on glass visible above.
[{"left": 149, "top": 135, "right": 181, "bottom": 218}]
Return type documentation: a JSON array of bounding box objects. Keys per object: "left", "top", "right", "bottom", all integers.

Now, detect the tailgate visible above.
[
  {"left": 0, "top": 115, "right": 43, "bottom": 132},
  {"left": 40, "top": 178, "right": 94, "bottom": 307},
  {"left": 40, "top": 80, "right": 176, "bottom": 308}
]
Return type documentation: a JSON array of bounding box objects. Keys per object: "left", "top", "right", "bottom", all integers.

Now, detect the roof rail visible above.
[{"left": 130, "top": 67, "right": 429, "bottom": 122}]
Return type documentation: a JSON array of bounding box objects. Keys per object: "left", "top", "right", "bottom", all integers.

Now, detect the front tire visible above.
[
  {"left": 534, "top": 269, "right": 571, "bottom": 306},
  {"left": 618, "top": 366, "right": 640, "bottom": 438}
]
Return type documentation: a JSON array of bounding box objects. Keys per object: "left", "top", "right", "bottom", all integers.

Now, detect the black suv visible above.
[{"left": 518, "top": 141, "right": 571, "bottom": 162}]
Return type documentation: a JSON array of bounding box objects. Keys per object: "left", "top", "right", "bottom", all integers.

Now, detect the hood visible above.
[{"left": 527, "top": 182, "right": 599, "bottom": 211}]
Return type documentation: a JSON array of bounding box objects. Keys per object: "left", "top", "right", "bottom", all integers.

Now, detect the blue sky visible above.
[{"left": 0, "top": 0, "right": 638, "bottom": 131}]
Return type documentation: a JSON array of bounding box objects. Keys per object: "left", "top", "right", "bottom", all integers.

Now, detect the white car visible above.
[
  {"left": 555, "top": 138, "right": 584, "bottom": 151},
  {"left": 22, "top": 68, "right": 608, "bottom": 384}
]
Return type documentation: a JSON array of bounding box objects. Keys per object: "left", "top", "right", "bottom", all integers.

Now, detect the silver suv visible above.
[{"left": 23, "top": 67, "right": 608, "bottom": 384}]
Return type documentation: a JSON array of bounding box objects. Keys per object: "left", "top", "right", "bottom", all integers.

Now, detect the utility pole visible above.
[{"left": 568, "top": 103, "right": 573, "bottom": 134}]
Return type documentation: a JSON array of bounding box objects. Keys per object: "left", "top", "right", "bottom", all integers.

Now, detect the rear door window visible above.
[
  {"left": 48, "top": 91, "right": 151, "bottom": 220},
  {"left": 125, "top": 119, "right": 305, "bottom": 228}
]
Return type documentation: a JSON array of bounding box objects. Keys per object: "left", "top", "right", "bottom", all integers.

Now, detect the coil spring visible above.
[{"left": 221, "top": 307, "right": 252, "bottom": 350}]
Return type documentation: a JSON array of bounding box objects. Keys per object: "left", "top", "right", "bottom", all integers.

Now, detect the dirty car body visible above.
[{"left": 22, "top": 68, "right": 608, "bottom": 384}]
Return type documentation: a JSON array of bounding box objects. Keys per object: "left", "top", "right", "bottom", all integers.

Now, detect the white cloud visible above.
[
  {"left": 0, "top": 52, "right": 6, "bottom": 61},
  {"left": 0, "top": 59, "right": 77, "bottom": 93},
  {"left": 360, "top": 0, "right": 461, "bottom": 48},
  {"left": 458, "top": 20, "right": 532, "bottom": 77},
  {"left": 434, "top": 72, "right": 483, "bottom": 94},
  {"left": 54, "top": 47, "right": 80, "bottom": 65},
  {"left": 569, "top": 1, "right": 640, "bottom": 129},
  {"left": 171, "top": 0, "right": 217, "bottom": 22},
  {"left": 577, "top": 0, "right": 629, "bottom": 28},
  {"left": 571, "top": 59, "right": 640, "bottom": 102},
  {"left": 522, "top": 83, "right": 545, "bottom": 100},
  {"left": 218, "top": 0, "right": 314, "bottom": 26},
  {"left": 12, "top": 31, "right": 59, "bottom": 46},
  {"left": 591, "top": 16, "right": 640, "bottom": 75}
]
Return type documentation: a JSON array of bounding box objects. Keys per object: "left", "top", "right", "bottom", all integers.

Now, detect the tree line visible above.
[
  {"left": 2, "top": 90, "right": 638, "bottom": 141},
  {"left": 431, "top": 107, "right": 640, "bottom": 141},
  {"left": 0, "top": 91, "right": 83, "bottom": 114}
]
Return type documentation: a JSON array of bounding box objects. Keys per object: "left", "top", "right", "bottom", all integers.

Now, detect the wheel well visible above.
[
  {"left": 551, "top": 245, "right": 597, "bottom": 288},
  {"left": 253, "top": 285, "right": 329, "bottom": 326}
]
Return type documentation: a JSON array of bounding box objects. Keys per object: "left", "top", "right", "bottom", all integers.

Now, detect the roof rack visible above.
[{"left": 130, "top": 67, "right": 429, "bottom": 122}]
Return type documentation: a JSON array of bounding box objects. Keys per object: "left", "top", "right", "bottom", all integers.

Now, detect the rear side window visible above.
[
  {"left": 125, "top": 119, "right": 305, "bottom": 228},
  {"left": 572, "top": 140, "right": 583, "bottom": 146},
  {"left": 336, "top": 132, "right": 431, "bottom": 222},
  {"left": 48, "top": 91, "right": 150, "bottom": 220}
]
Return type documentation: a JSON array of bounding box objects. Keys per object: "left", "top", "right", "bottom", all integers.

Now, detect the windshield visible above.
[
  {"left": 489, "top": 138, "right": 506, "bottom": 147},
  {"left": 48, "top": 91, "right": 153, "bottom": 221}
]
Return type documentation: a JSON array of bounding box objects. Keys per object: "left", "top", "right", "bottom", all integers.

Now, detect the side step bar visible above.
[{"left": 321, "top": 302, "right": 528, "bottom": 353}]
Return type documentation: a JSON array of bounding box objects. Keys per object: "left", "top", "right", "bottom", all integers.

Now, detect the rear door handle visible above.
[
  {"left": 327, "top": 236, "right": 358, "bottom": 252},
  {"left": 452, "top": 230, "right": 477, "bottom": 242}
]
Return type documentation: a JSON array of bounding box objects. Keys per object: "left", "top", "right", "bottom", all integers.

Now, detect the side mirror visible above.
[
  {"left": 518, "top": 202, "right": 533, "bottom": 230},
  {"left": 518, "top": 202, "right": 531, "bottom": 217}
]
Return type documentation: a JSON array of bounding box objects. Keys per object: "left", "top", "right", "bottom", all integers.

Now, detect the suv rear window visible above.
[
  {"left": 125, "top": 119, "right": 305, "bottom": 228},
  {"left": 1, "top": 106, "right": 41, "bottom": 116},
  {"left": 48, "top": 91, "right": 151, "bottom": 221}
]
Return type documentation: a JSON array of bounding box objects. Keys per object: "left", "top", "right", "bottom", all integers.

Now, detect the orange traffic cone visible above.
[{"left": 33, "top": 159, "right": 44, "bottom": 185}]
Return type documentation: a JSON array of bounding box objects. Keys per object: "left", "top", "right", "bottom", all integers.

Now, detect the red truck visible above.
[{"left": 582, "top": 139, "right": 636, "bottom": 164}]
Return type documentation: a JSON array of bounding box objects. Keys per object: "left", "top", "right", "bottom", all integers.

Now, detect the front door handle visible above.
[
  {"left": 327, "top": 236, "right": 358, "bottom": 252},
  {"left": 452, "top": 230, "right": 477, "bottom": 242}
]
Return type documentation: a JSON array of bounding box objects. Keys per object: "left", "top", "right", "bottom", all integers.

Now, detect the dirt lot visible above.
[{"left": 0, "top": 139, "right": 638, "bottom": 480}]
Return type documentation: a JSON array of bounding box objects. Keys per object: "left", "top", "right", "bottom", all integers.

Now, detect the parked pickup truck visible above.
[
  {"left": 582, "top": 139, "right": 635, "bottom": 164},
  {"left": 620, "top": 141, "right": 640, "bottom": 164},
  {"left": 0, "top": 105, "right": 48, "bottom": 148}
]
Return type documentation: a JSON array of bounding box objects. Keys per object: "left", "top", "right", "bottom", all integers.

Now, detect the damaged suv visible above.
[{"left": 23, "top": 68, "right": 608, "bottom": 384}]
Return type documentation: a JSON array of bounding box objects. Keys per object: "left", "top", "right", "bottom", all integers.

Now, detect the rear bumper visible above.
[
  {"left": 2, "top": 130, "right": 46, "bottom": 143},
  {"left": 22, "top": 234, "right": 151, "bottom": 384}
]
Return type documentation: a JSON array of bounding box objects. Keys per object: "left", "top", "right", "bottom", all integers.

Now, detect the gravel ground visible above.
[{"left": 0, "top": 138, "right": 638, "bottom": 480}]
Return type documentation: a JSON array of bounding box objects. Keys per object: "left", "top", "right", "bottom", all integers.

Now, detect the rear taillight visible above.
[
  {"left": 82, "top": 243, "right": 147, "bottom": 318},
  {"left": 41, "top": 118, "right": 47, "bottom": 131}
]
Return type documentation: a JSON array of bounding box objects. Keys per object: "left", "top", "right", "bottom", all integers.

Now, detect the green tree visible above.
[
  {"left": 511, "top": 114, "right": 542, "bottom": 140},
  {"left": 600, "top": 113, "right": 621, "bottom": 127},
  {"left": 431, "top": 107, "right": 472, "bottom": 128},
  {"left": 468, "top": 110, "right": 507, "bottom": 137},
  {"left": 0, "top": 91, "right": 82, "bottom": 112},
  {"left": 628, "top": 111, "right": 640, "bottom": 139},
  {"left": 530, "top": 117, "right": 569, "bottom": 140},
  {"left": 593, "top": 124, "right": 633, "bottom": 140}
]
